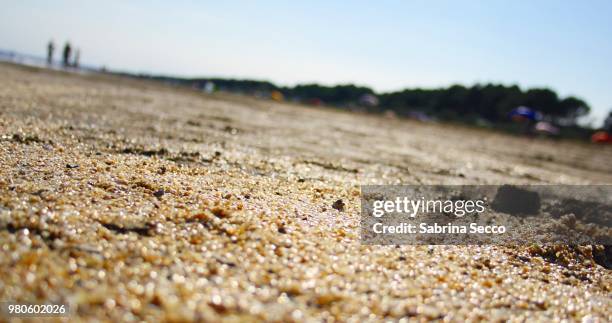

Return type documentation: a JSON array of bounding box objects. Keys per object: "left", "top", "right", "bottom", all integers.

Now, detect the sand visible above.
[{"left": 0, "top": 62, "right": 610, "bottom": 322}]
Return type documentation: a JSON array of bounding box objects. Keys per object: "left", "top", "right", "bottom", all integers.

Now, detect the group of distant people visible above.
[{"left": 47, "top": 40, "right": 79, "bottom": 68}]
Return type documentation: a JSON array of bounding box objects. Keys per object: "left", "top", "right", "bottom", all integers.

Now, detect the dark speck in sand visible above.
[
  {"left": 153, "top": 189, "right": 165, "bottom": 199},
  {"left": 332, "top": 199, "right": 345, "bottom": 212}
]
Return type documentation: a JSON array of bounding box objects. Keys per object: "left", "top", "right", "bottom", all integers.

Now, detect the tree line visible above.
[{"left": 135, "top": 74, "right": 590, "bottom": 126}]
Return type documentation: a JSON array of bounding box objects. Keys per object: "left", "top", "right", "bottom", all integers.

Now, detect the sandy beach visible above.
[{"left": 0, "top": 62, "right": 610, "bottom": 321}]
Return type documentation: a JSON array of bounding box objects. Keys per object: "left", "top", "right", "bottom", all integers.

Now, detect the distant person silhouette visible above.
[
  {"left": 62, "top": 42, "right": 71, "bottom": 67},
  {"left": 605, "top": 111, "right": 612, "bottom": 132},
  {"left": 73, "top": 49, "right": 80, "bottom": 68},
  {"left": 47, "top": 40, "right": 54, "bottom": 65}
]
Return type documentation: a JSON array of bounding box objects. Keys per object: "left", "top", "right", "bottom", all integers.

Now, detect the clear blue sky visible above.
[{"left": 1, "top": 0, "right": 611, "bottom": 125}]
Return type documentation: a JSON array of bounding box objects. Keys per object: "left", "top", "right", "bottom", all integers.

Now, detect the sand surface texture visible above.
[{"left": 0, "top": 63, "right": 610, "bottom": 321}]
